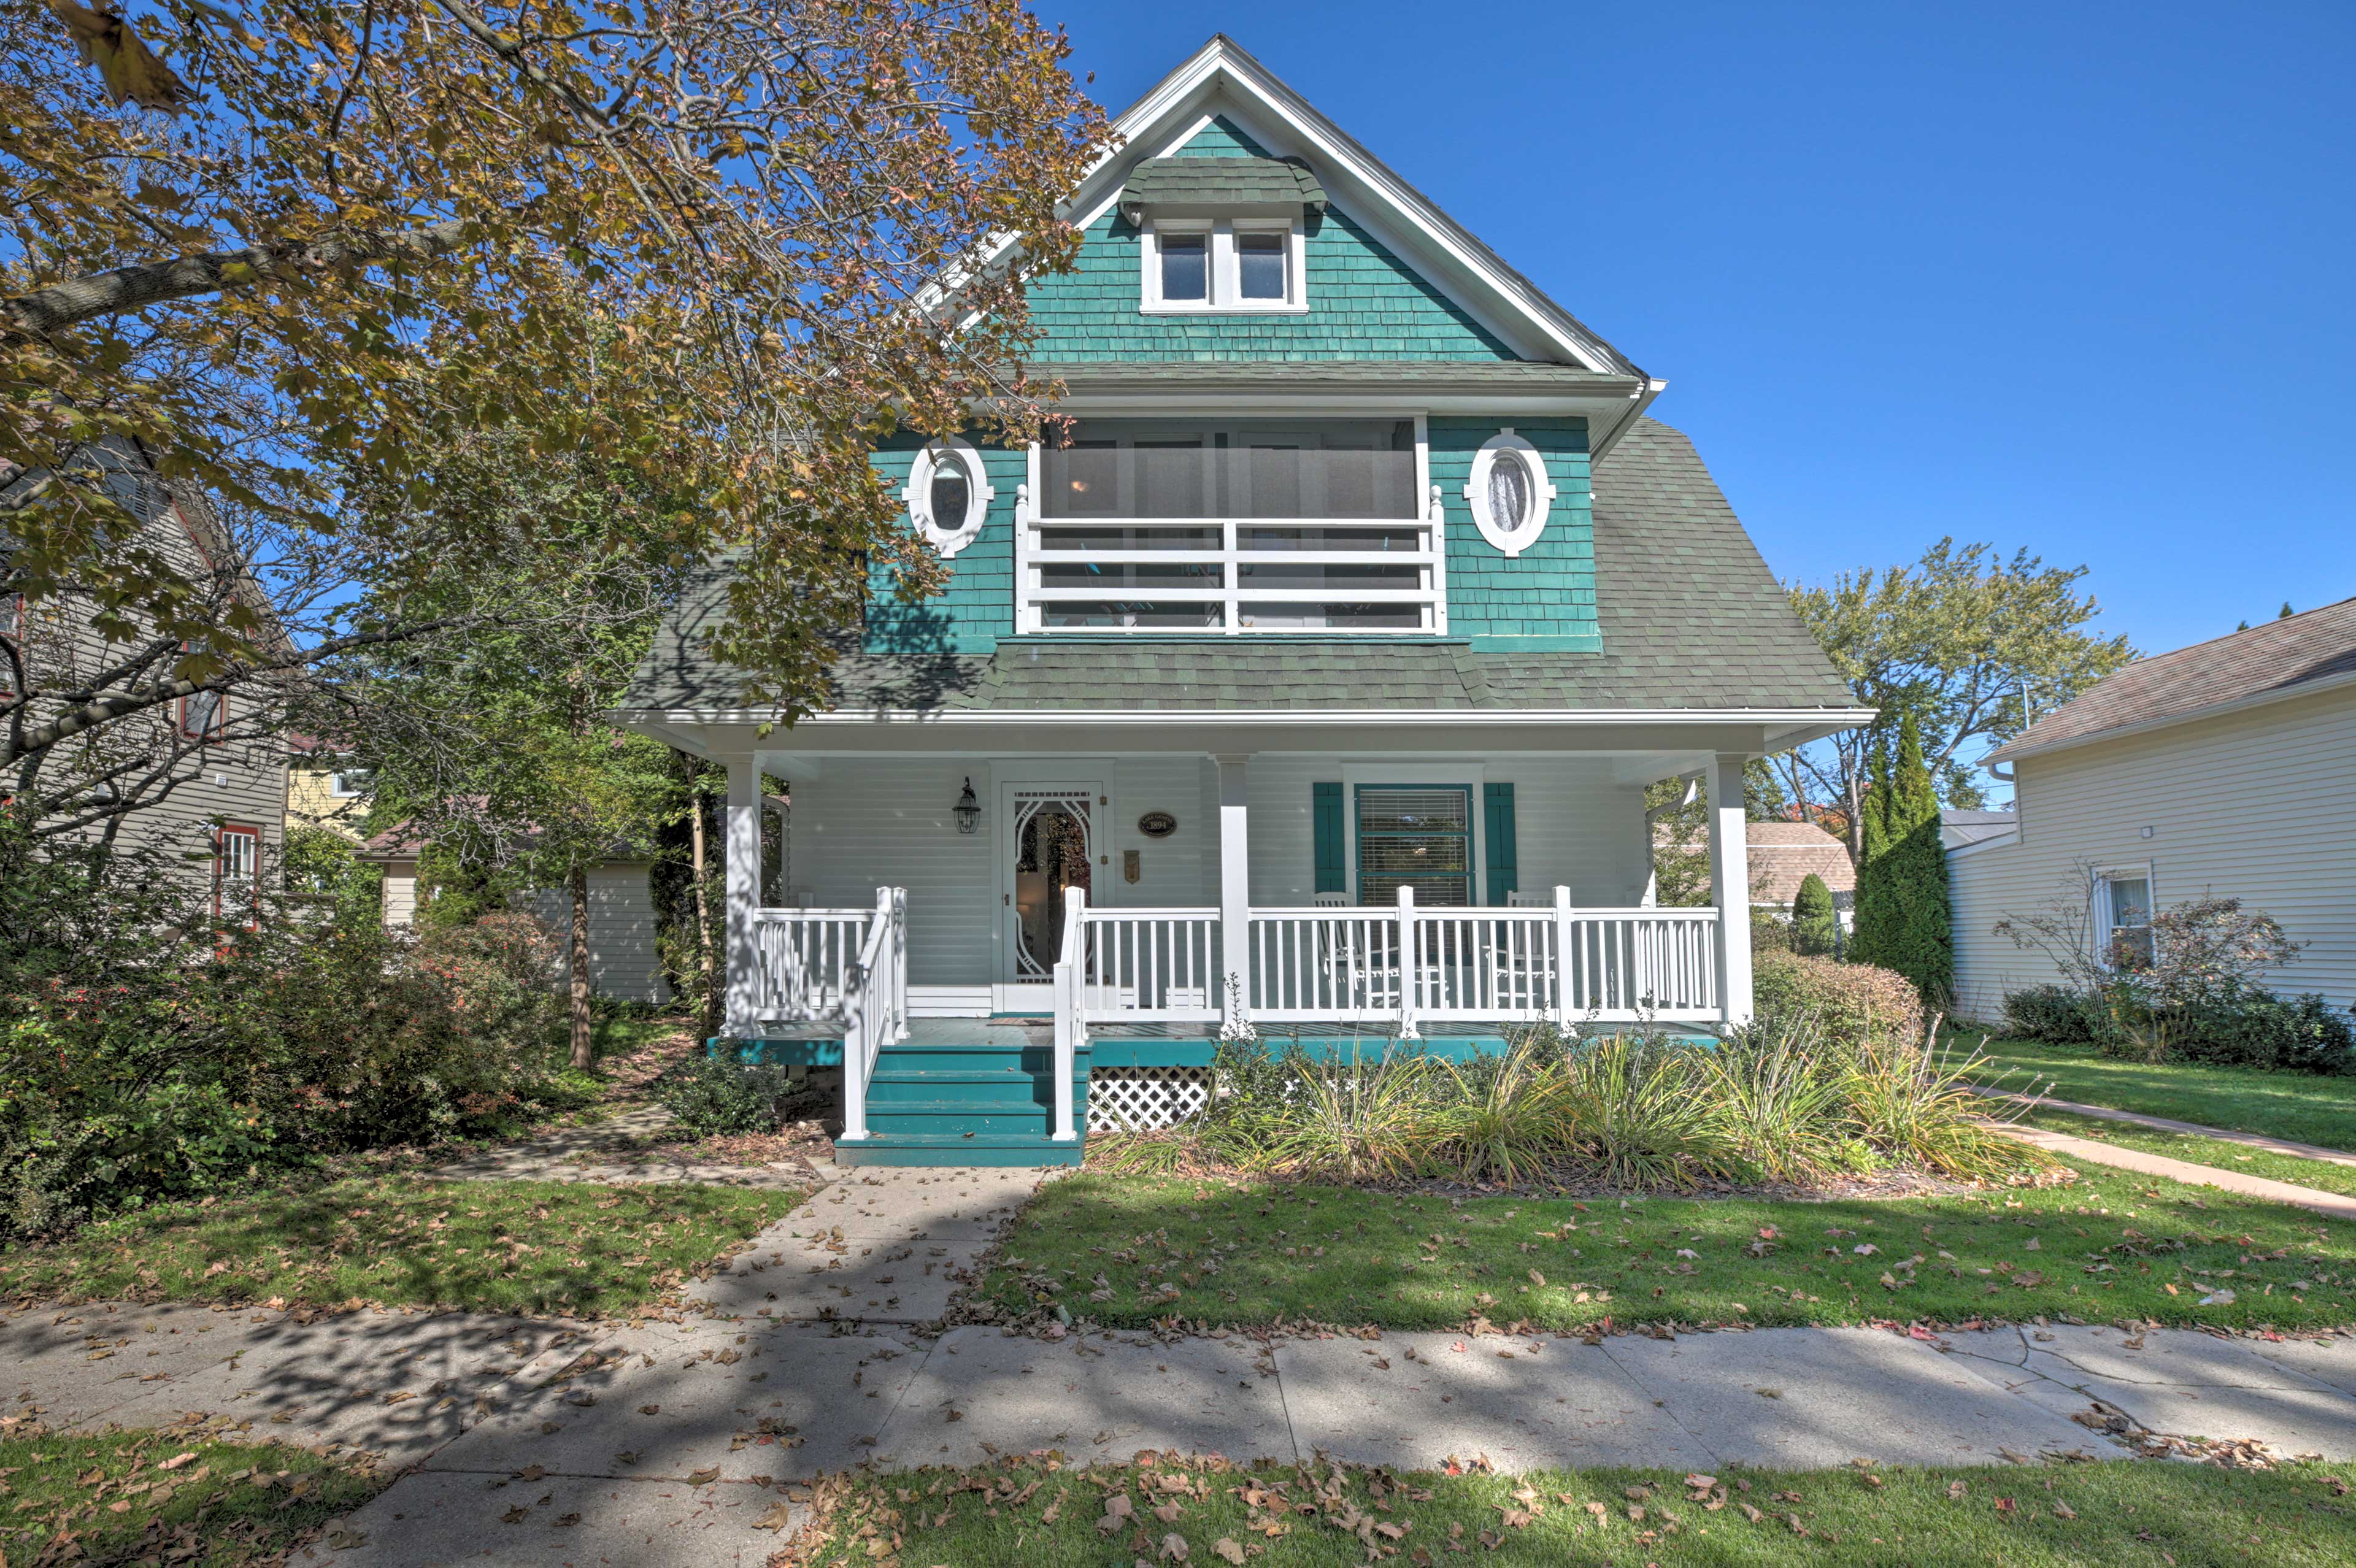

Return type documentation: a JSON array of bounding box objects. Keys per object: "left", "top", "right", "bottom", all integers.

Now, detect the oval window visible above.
[
  {"left": 1485, "top": 450, "right": 1531, "bottom": 534},
  {"left": 927, "top": 453, "right": 971, "bottom": 532}
]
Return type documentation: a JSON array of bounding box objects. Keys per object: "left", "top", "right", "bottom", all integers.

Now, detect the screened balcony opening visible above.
[{"left": 1026, "top": 419, "right": 1439, "bottom": 634}]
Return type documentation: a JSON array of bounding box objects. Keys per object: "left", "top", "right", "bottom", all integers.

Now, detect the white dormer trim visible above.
[
  {"left": 1464, "top": 429, "right": 1556, "bottom": 557},
  {"left": 1139, "top": 216, "right": 1308, "bottom": 313},
  {"left": 901, "top": 437, "right": 994, "bottom": 559}
]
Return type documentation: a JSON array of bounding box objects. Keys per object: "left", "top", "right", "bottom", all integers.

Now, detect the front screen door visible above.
[{"left": 1008, "top": 788, "right": 1095, "bottom": 980}]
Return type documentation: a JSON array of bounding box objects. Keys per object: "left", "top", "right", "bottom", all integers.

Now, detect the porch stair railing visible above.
[
  {"left": 1063, "top": 886, "right": 1720, "bottom": 1049},
  {"left": 755, "top": 889, "right": 906, "bottom": 1144}
]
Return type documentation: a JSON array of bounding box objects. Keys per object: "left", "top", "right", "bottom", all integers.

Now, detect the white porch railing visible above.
[
  {"left": 756, "top": 889, "right": 906, "bottom": 1144},
  {"left": 1066, "top": 885, "right": 1721, "bottom": 1044},
  {"left": 1079, "top": 906, "right": 1223, "bottom": 1021}
]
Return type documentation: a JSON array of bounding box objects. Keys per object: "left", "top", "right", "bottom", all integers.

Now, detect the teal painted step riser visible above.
[
  {"left": 835, "top": 1141, "right": 1085, "bottom": 1169},
  {"left": 866, "top": 1113, "right": 1083, "bottom": 1138},
  {"left": 869, "top": 1047, "right": 1072, "bottom": 1073},
  {"left": 864, "top": 1078, "right": 1087, "bottom": 1109}
]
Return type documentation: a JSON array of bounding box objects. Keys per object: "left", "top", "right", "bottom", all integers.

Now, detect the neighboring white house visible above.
[{"left": 1948, "top": 599, "right": 2356, "bottom": 1023}]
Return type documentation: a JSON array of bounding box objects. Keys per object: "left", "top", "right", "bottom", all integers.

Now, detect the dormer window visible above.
[
  {"left": 903, "top": 436, "right": 995, "bottom": 559},
  {"left": 1141, "top": 221, "right": 1305, "bottom": 312},
  {"left": 1465, "top": 430, "right": 1557, "bottom": 557},
  {"left": 1160, "top": 232, "right": 1209, "bottom": 301},
  {"left": 1123, "top": 153, "right": 1323, "bottom": 315},
  {"left": 1238, "top": 231, "right": 1287, "bottom": 300}
]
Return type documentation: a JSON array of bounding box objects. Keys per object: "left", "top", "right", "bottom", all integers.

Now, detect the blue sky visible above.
[{"left": 1046, "top": 1, "right": 2356, "bottom": 659}]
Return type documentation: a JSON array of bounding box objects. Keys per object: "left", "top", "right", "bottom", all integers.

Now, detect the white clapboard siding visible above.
[
  {"left": 525, "top": 864, "right": 672, "bottom": 1003},
  {"left": 380, "top": 864, "right": 420, "bottom": 928},
  {"left": 1950, "top": 682, "right": 2356, "bottom": 1022}
]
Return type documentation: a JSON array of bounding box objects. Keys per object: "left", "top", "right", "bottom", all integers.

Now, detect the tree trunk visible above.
[
  {"left": 569, "top": 862, "right": 595, "bottom": 1070},
  {"left": 688, "top": 789, "right": 718, "bottom": 1039}
]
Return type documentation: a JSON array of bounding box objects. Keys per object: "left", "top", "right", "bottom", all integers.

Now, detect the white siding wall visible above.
[
  {"left": 525, "top": 864, "right": 672, "bottom": 1003},
  {"left": 381, "top": 863, "right": 419, "bottom": 928},
  {"left": 783, "top": 753, "right": 1650, "bottom": 994},
  {"left": 782, "top": 756, "right": 1215, "bottom": 989},
  {"left": 1950, "top": 683, "right": 2356, "bottom": 1023}
]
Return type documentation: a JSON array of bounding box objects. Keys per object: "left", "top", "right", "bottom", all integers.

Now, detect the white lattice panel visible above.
[{"left": 1088, "top": 1066, "right": 1213, "bottom": 1132}]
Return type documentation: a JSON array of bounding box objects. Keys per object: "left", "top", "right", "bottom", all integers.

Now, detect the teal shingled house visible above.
[{"left": 618, "top": 37, "right": 1870, "bottom": 1164}]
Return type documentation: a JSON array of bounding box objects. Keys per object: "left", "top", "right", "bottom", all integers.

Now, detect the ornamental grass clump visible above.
[{"left": 1091, "top": 1015, "right": 2052, "bottom": 1193}]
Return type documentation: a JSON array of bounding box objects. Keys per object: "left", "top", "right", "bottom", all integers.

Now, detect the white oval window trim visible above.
[
  {"left": 1463, "top": 429, "right": 1557, "bottom": 557},
  {"left": 903, "top": 436, "right": 995, "bottom": 558}
]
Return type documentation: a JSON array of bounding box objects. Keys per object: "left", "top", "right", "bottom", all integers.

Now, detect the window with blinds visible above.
[
  {"left": 1022, "top": 419, "right": 1441, "bottom": 634},
  {"left": 1355, "top": 785, "right": 1472, "bottom": 905}
]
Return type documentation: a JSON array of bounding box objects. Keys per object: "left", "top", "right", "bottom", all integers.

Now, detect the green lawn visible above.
[
  {"left": 0, "top": 1430, "right": 383, "bottom": 1567},
  {"left": 978, "top": 1161, "right": 2356, "bottom": 1334},
  {"left": 1963, "top": 1036, "right": 2356, "bottom": 1151},
  {"left": 793, "top": 1452, "right": 2356, "bottom": 1567},
  {"left": 2023, "top": 1107, "right": 2356, "bottom": 1200},
  {"left": 0, "top": 1175, "right": 801, "bottom": 1315}
]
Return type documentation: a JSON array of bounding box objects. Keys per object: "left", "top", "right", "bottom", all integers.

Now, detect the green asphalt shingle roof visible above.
[
  {"left": 622, "top": 417, "right": 1854, "bottom": 717},
  {"left": 1118, "top": 155, "right": 1329, "bottom": 220}
]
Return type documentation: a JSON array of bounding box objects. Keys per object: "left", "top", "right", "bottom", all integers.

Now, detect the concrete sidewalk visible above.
[
  {"left": 15, "top": 1301, "right": 2356, "bottom": 1567},
  {"left": 13, "top": 1163, "right": 2356, "bottom": 1566},
  {"left": 1980, "top": 1091, "right": 2356, "bottom": 1168},
  {"left": 2001, "top": 1120, "right": 2356, "bottom": 1221}
]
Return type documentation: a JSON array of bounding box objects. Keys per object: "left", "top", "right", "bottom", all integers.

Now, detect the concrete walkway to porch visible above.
[{"left": 13, "top": 1163, "right": 2356, "bottom": 1566}]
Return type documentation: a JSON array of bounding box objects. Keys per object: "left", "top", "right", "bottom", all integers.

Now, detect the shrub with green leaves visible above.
[
  {"left": 2003, "top": 982, "right": 2106, "bottom": 1043},
  {"left": 1752, "top": 949, "right": 1925, "bottom": 1050},
  {"left": 656, "top": 1050, "right": 798, "bottom": 1136},
  {"left": 2, "top": 817, "right": 570, "bottom": 1238},
  {"left": 1790, "top": 872, "right": 1839, "bottom": 956}
]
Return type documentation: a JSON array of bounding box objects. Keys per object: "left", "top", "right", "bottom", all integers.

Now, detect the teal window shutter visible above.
[
  {"left": 1484, "top": 782, "right": 1518, "bottom": 905},
  {"left": 1313, "top": 782, "right": 1346, "bottom": 894}
]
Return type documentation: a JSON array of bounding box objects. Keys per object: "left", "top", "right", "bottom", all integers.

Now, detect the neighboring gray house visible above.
[
  {"left": 3, "top": 444, "right": 288, "bottom": 907},
  {"left": 1948, "top": 599, "right": 2356, "bottom": 1022}
]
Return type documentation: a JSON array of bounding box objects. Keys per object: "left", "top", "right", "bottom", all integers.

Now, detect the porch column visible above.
[
  {"left": 1706, "top": 751, "right": 1754, "bottom": 1029},
  {"left": 1215, "top": 753, "right": 1252, "bottom": 1031},
  {"left": 722, "top": 753, "right": 761, "bottom": 1039}
]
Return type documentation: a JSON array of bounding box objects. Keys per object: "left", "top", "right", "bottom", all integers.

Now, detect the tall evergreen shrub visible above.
[
  {"left": 1791, "top": 872, "right": 1838, "bottom": 956},
  {"left": 1852, "top": 713, "right": 1952, "bottom": 1000}
]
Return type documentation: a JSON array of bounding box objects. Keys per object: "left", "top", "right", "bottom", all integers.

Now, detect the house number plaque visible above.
[{"left": 1137, "top": 810, "right": 1177, "bottom": 839}]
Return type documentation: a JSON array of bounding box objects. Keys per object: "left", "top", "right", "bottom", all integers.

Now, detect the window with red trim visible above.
[
  {"left": 214, "top": 823, "right": 261, "bottom": 923},
  {"left": 180, "top": 686, "right": 226, "bottom": 740}
]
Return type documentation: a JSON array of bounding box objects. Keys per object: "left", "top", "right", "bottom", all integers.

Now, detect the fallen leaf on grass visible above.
[{"left": 1212, "top": 1539, "right": 1246, "bottom": 1565}]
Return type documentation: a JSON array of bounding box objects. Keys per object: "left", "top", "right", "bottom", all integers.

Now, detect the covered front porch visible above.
[{"left": 703, "top": 741, "right": 1770, "bottom": 1163}]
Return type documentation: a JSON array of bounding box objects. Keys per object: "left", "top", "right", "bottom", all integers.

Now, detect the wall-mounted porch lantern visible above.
[{"left": 953, "top": 777, "right": 981, "bottom": 836}]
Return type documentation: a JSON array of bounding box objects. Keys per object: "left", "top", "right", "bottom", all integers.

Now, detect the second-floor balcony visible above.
[{"left": 1017, "top": 417, "right": 1449, "bottom": 635}]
